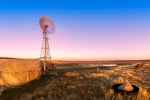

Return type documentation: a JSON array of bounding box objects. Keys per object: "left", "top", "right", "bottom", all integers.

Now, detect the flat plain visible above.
[{"left": 0, "top": 60, "right": 150, "bottom": 100}]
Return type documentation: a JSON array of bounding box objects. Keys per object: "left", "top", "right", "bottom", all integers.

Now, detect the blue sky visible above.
[
  {"left": 0, "top": 0, "right": 150, "bottom": 60},
  {"left": 0, "top": 0, "right": 150, "bottom": 9}
]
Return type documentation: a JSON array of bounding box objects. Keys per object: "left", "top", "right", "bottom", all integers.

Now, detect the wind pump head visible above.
[{"left": 39, "top": 16, "right": 55, "bottom": 34}]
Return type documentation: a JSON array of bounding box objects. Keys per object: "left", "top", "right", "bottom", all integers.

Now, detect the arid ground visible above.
[{"left": 0, "top": 60, "right": 150, "bottom": 100}]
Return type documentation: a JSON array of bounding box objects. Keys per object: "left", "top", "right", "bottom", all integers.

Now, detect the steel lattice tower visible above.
[{"left": 40, "top": 32, "right": 51, "bottom": 60}]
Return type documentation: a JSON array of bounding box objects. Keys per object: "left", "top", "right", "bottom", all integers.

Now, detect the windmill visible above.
[{"left": 39, "top": 16, "right": 55, "bottom": 71}]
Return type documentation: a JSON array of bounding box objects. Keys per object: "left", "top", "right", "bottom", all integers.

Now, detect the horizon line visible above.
[{"left": 0, "top": 57, "right": 150, "bottom": 61}]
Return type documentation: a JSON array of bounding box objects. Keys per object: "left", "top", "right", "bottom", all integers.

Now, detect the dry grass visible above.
[
  {"left": 0, "top": 62, "right": 150, "bottom": 100},
  {"left": 65, "top": 71, "right": 80, "bottom": 77}
]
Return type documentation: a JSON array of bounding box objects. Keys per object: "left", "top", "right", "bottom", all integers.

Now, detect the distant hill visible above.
[
  {"left": 0, "top": 57, "right": 17, "bottom": 59},
  {"left": 52, "top": 60, "right": 150, "bottom": 64},
  {"left": 0, "top": 57, "right": 37, "bottom": 60}
]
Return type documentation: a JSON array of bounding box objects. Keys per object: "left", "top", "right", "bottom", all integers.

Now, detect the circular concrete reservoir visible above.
[{"left": 0, "top": 58, "right": 41, "bottom": 86}]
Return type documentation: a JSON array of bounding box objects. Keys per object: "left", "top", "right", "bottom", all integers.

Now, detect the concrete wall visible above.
[{"left": 0, "top": 59, "right": 41, "bottom": 86}]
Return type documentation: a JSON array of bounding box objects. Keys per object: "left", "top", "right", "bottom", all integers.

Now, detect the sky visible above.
[{"left": 0, "top": 0, "right": 150, "bottom": 61}]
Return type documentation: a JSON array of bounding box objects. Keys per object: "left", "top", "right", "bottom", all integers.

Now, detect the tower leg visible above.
[{"left": 44, "top": 61, "right": 46, "bottom": 71}]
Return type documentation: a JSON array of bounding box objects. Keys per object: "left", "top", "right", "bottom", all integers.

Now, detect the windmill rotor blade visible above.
[{"left": 39, "top": 16, "right": 55, "bottom": 34}]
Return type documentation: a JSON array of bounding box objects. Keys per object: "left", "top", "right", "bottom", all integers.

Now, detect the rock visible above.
[{"left": 0, "top": 86, "right": 7, "bottom": 96}]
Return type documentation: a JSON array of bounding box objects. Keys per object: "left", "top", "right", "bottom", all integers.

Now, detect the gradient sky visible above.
[{"left": 0, "top": 0, "right": 150, "bottom": 61}]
